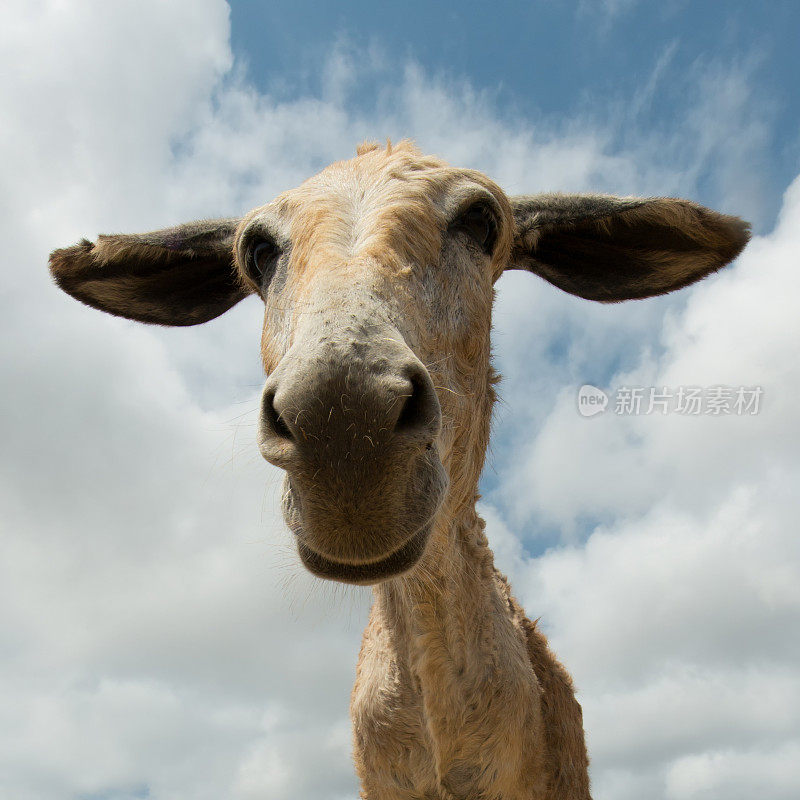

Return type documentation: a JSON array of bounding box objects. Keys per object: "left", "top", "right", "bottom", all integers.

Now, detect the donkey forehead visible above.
[{"left": 238, "top": 146, "right": 512, "bottom": 279}]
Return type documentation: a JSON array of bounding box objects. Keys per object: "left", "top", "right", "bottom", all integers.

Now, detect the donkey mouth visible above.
[
  {"left": 295, "top": 523, "right": 431, "bottom": 585},
  {"left": 279, "top": 449, "right": 448, "bottom": 585}
]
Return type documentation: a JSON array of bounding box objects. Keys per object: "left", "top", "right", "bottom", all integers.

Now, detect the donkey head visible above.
[{"left": 50, "top": 141, "right": 749, "bottom": 584}]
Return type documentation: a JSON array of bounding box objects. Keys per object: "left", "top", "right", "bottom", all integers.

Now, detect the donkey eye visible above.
[
  {"left": 455, "top": 203, "right": 498, "bottom": 255},
  {"left": 248, "top": 238, "right": 280, "bottom": 282}
]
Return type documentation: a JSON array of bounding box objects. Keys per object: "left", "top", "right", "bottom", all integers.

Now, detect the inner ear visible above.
[
  {"left": 450, "top": 202, "right": 499, "bottom": 255},
  {"left": 509, "top": 194, "right": 750, "bottom": 302},
  {"left": 49, "top": 218, "right": 249, "bottom": 326}
]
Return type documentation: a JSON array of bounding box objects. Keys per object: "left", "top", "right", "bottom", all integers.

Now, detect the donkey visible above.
[{"left": 49, "top": 141, "right": 749, "bottom": 799}]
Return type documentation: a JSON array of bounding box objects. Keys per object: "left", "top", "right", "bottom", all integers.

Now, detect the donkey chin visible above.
[{"left": 279, "top": 448, "right": 449, "bottom": 585}]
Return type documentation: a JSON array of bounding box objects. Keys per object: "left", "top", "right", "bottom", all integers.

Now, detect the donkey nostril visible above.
[
  {"left": 395, "top": 381, "right": 418, "bottom": 432},
  {"left": 264, "top": 391, "right": 294, "bottom": 442},
  {"left": 394, "top": 369, "right": 441, "bottom": 439}
]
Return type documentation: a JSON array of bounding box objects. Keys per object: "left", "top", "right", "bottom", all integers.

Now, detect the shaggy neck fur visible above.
[{"left": 353, "top": 500, "right": 557, "bottom": 800}]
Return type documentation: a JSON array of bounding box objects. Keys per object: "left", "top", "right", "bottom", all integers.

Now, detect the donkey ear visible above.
[
  {"left": 49, "top": 218, "right": 249, "bottom": 326},
  {"left": 508, "top": 194, "right": 750, "bottom": 302}
]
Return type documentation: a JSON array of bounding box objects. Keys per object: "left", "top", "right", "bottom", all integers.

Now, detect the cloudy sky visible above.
[{"left": 1, "top": 1, "right": 798, "bottom": 799}]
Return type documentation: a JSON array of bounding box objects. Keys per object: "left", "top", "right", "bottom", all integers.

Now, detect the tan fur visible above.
[{"left": 48, "top": 140, "right": 750, "bottom": 800}]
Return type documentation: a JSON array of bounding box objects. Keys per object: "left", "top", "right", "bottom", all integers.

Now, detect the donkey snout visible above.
[{"left": 257, "top": 350, "right": 442, "bottom": 468}]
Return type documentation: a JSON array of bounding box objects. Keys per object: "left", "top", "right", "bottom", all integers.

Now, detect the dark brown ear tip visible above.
[
  {"left": 48, "top": 238, "right": 95, "bottom": 283},
  {"left": 724, "top": 215, "right": 752, "bottom": 261},
  {"left": 729, "top": 214, "right": 751, "bottom": 238},
  {"left": 740, "top": 219, "right": 752, "bottom": 244}
]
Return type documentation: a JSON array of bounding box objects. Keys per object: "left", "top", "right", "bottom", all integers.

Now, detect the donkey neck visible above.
[
  {"left": 363, "top": 505, "right": 544, "bottom": 799},
  {"left": 372, "top": 505, "right": 514, "bottom": 681}
]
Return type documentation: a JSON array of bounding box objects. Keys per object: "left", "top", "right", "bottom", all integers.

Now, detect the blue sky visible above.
[
  {"left": 2, "top": 2, "right": 799, "bottom": 799},
  {"left": 230, "top": 0, "right": 800, "bottom": 229},
  {"left": 224, "top": 0, "right": 800, "bottom": 544}
]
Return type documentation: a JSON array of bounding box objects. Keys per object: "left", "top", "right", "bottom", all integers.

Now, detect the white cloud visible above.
[
  {"left": 0, "top": 2, "right": 795, "bottom": 799},
  {"left": 665, "top": 740, "right": 800, "bottom": 800},
  {"left": 499, "top": 174, "right": 800, "bottom": 530}
]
